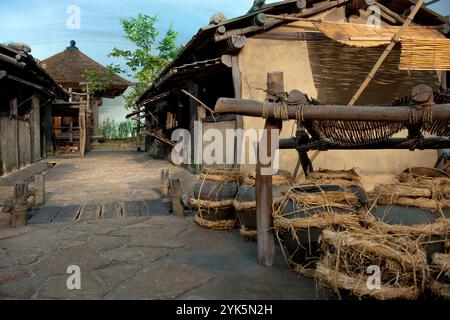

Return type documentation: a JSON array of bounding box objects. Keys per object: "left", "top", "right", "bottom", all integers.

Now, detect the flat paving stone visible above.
[
  {"left": 101, "top": 203, "right": 122, "bottom": 219},
  {"left": 31, "top": 246, "right": 112, "bottom": 277},
  {"left": 53, "top": 206, "right": 81, "bottom": 223},
  {"left": 103, "top": 259, "right": 214, "bottom": 300},
  {"left": 122, "top": 201, "right": 141, "bottom": 218},
  {"left": 28, "top": 207, "right": 61, "bottom": 225},
  {"left": 78, "top": 204, "right": 101, "bottom": 221}
]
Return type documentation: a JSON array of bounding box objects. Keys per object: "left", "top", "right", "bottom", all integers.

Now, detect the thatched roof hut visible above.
[{"left": 42, "top": 40, "right": 129, "bottom": 98}]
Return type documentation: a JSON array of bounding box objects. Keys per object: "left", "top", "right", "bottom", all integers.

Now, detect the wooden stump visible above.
[
  {"left": 161, "top": 169, "right": 170, "bottom": 198},
  {"left": 34, "top": 174, "right": 45, "bottom": 207},
  {"left": 11, "top": 183, "right": 29, "bottom": 228},
  {"left": 170, "top": 178, "right": 184, "bottom": 218}
]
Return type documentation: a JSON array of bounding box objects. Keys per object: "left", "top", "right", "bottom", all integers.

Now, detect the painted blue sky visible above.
[{"left": 1, "top": 0, "right": 448, "bottom": 66}]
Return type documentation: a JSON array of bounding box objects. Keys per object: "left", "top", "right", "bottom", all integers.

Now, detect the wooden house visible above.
[
  {"left": 42, "top": 41, "right": 129, "bottom": 155},
  {"left": 0, "top": 43, "right": 68, "bottom": 176},
  {"left": 136, "top": 0, "right": 449, "bottom": 174}
]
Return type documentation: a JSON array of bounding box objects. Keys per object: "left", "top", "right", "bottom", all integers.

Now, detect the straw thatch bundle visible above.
[
  {"left": 371, "top": 167, "right": 450, "bottom": 212},
  {"left": 306, "top": 169, "right": 362, "bottom": 188},
  {"left": 191, "top": 167, "right": 240, "bottom": 230},
  {"left": 429, "top": 253, "right": 450, "bottom": 299},
  {"left": 316, "top": 229, "right": 428, "bottom": 300},
  {"left": 274, "top": 184, "right": 365, "bottom": 277},
  {"left": 234, "top": 170, "right": 293, "bottom": 238}
]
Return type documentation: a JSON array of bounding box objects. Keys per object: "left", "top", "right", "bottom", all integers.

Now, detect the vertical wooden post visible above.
[
  {"left": 136, "top": 116, "right": 142, "bottom": 152},
  {"left": 69, "top": 120, "right": 74, "bottom": 144},
  {"left": 161, "top": 169, "right": 170, "bottom": 198},
  {"left": 79, "top": 106, "right": 86, "bottom": 157},
  {"left": 31, "top": 95, "right": 41, "bottom": 162},
  {"left": 10, "top": 98, "right": 20, "bottom": 170},
  {"left": 256, "top": 72, "right": 283, "bottom": 266},
  {"left": 11, "top": 183, "right": 28, "bottom": 228},
  {"left": 170, "top": 178, "right": 184, "bottom": 218},
  {"left": 34, "top": 174, "right": 45, "bottom": 207}
]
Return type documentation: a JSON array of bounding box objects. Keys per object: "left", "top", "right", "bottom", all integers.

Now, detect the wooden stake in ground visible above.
[
  {"left": 34, "top": 174, "right": 45, "bottom": 207},
  {"left": 11, "top": 183, "right": 29, "bottom": 228},
  {"left": 170, "top": 178, "right": 184, "bottom": 218},
  {"left": 161, "top": 169, "right": 170, "bottom": 198}
]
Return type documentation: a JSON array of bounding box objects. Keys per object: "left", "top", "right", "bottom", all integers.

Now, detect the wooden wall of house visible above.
[{"left": 0, "top": 95, "right": 46, "bottom": 176}]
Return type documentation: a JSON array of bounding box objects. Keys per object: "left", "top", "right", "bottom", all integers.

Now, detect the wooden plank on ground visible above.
[
  {"left": 52, "top": 205, "right": 81, "bottom": 223},
  {"left": 123, "top": 201, "right": 141, "bottom": 217},
  {"left": 28, "top": 207, "right": 61, "bottom": 225},
  {"left": 137, "top": 201, "right": 150, "bottom": 217},
  {"left": 77, "top": 204, "right": 101, "bottom": 221},
  {"left": 143, "top": 199, "right": 170, "bottom": 216},
  {"left": 101, "top": 203, "right": 122, "bottom": 219},
  {"left": 0, "top": 187, "right": 14, "bottom": 202}
]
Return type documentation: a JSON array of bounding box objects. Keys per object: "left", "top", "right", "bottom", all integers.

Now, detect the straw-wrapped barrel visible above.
[
  {"left": 316, "top": 228, "right": 428, "bottom": 300},
  {"left": 234, "top": 171, "right": 293, "bottom": 239},
  {"left": 366, "top": 167, "right": 450, "bottom": 261},
  {"left": 273, "top": 181, "right": 367, "bottom": 277},
  {"left": 191, "top": 167, "right": 240, "bottom": 230},
  {"left": 429, "top": 253, "right": 450, "bottom": 300}
]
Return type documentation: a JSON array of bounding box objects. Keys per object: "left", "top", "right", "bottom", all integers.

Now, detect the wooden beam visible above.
[
  {"left": 215, "top": 97, "right": 450, "bottom": 122},
  {"left": 214, "top": 0, "right": 351, "bottom": 42},
  {"left": 279, "top": 137, "right": 450, "bottom": 150}
]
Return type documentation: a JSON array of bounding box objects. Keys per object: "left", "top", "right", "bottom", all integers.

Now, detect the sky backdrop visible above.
[
  {"left": 1, "top": 0, "right": 448, "bottom": 64},
  {"left": 0, "top": 0, "right": 448, "bottom": 122}
]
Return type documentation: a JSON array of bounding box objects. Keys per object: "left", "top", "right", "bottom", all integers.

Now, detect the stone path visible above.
[
  {"left": 0, "top": 150, "right": 323, "bottom": 300},
  {"left": 0, "top": 216, "right": 322, "bottom": 300}
]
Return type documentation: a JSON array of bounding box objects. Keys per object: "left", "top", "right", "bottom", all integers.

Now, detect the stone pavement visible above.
[
  {"left": 0, "top": 150, "right": 323, "bottom": 300},
  {"left": 0, "top": 216, "right": 322, "bottom": 300}
]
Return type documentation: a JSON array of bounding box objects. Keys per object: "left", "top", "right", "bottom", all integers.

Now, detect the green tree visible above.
[
  {"left": 81, "top": 65, "right": 121, "bottom": 95},
  {"left": 108, "top": 14, "right": 180, "bottom": 109}
]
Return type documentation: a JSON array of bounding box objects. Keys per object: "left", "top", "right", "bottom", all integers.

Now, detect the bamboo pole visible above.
[{"left": 348, "top": 0, "right": 425, "bottom": 107}]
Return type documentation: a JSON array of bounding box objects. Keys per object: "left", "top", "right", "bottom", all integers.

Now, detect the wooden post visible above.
[
  {"left": 170, "top": 178, "right": 184, "bottom": 218},
  {"left": 11, "top": 98, "right": 20, "bottom": 170},
  {"left": 256, "top": 72, "right": 283, "bottom": 267},
  {"left": 11, "top": 183, "right": 28, "bottom": 228},
  {"left": 79, "top": 106, "right": 86, "bottom": 157},
  {"left": 136, "top": 116, "right": 142, "bottom": 152},
  {"left": 161, "top": 169, "right": 170, "bottom": 198},
  {"left": 34, "top": 174, "right": 45, "bottom": 207},
  {"left": 69, "top": 120, "right": 74, "bottom": 144}
]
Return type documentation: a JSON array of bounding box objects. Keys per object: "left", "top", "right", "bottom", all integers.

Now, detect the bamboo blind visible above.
[{"left": 315, "top": 22, "right": 450, "bottom": 71}]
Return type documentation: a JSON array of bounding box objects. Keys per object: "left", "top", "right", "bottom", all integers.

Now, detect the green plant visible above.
[
  {"left": 99, "top": 118, "right": 137, "bottom": 139},
  {"left": 108, "top": 14, "right": 181, "bottom": 109}
]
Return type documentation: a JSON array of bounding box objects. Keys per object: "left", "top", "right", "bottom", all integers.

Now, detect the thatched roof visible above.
[{"left": 42, "top": 41, "right": 129, "bottom": 98}]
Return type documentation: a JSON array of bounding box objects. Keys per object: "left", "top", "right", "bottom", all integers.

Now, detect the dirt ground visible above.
[{"left": 0, "top": 150, "right": 327, "bottom": 300}]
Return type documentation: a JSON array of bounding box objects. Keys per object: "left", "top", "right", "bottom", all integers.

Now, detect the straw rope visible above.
[
  {"left": 239, "top": 225, "right": 257, "bottom": 240},
  {"left": 316, "top": 262, "right": 422, "bottom": 300},
  {"left": 194, "top": 214, "right": 236, "bottom": 230}
]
